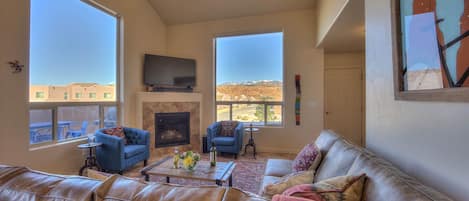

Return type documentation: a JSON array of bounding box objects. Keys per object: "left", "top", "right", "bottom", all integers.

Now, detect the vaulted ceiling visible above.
[
  {"left": 148, "top": 0, "right": 316, "bottom": 25},
  {"left": 317, "top": 0, "right": 365, "bottom": 53}
]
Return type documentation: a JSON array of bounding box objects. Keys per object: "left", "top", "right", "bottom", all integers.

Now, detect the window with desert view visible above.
[
  {"left": 215, "top": 32, "right": 284, "bottom": 126},
  {"left": 29, "top": 0, "right": 119, "bottom": 145}
]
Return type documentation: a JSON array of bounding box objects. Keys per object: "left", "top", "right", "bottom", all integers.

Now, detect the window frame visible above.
[
  {"left": 213, "top": 31, "right": 285, "bottom": 127},
  {"left": 28, "top": 0, "right": 123, "bottom": 147}
]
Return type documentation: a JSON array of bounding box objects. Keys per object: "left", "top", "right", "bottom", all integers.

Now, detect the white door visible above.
[{"left": 325, "top": 68, "right": 363, "bottom": 146}]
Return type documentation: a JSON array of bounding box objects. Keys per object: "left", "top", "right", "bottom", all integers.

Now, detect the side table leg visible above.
[
  {"left": 229, "top": 175, "right": 233, "bottom": 187},
  {"left": 253, "top": 143, "right": 257, "bottom": 159},
  {"left": 166, "top": 176, "right": 170, "bottom": 183},
  {"left": 243, "top": 143, "right": 248, "bottom": 156},
  {"left": 78, "top": 165, "right": 87, "bottom": 176}
]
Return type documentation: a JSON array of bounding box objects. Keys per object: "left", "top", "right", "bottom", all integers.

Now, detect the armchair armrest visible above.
[
  {"left": 234, "top": 123, "right": 244, "bottom": 149},
  {"left": 95, "top": 131, "right": 125, "bottom": 171},
  {"left": 122, "top": 127, "right": 150, "bottom": 161},
  {"left": 207, "top": 122, "right": 220, "bottom": 149}
]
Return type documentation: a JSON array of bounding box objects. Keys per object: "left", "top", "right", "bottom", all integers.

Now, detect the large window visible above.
[
  {"left": 215, "top": 32, "right": 284, "bottom": 126},
  {"left": 29, "top": 0, "right": 119, "bottom": 145}
]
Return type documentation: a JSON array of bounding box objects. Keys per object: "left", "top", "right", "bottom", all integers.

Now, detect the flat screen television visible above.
[{"left": 144, "top": 54, "right": 196, "bottom": 88}]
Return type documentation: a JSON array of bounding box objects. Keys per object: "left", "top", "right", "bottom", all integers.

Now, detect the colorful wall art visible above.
[
  {"left": 399, "top": 0, "right": 469, "bottom": 90},
  {"left": 295, "top": 74, "right": 301, "bottom": 126}
]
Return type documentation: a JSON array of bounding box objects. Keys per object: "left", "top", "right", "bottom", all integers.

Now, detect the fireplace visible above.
[{"left": 155, "top": 112, "right": 190, "bottom": 148}]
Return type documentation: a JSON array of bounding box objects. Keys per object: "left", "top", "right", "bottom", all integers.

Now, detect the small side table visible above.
[
  {"left": 243, "top": 127, "right": 259, "bottom": 159},
  {"left": 78, "top": 142, "right": 102, "bottom": 176}
]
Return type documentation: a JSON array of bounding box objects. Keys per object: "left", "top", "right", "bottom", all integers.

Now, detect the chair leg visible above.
[
  {"left": 234, "top": 154, "right": 238, "bottom": 160},
  {"left": 144, "top": 160, "right": 148, "bottom": 166}
]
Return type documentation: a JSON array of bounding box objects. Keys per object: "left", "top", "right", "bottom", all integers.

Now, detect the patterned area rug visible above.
[{"left": 124, "top": 153, "right": 295, "bottom": 194}]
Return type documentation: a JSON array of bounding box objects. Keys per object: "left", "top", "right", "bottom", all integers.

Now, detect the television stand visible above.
[{"left": 151, "top": 87, "right": 194, "bottom": 93}]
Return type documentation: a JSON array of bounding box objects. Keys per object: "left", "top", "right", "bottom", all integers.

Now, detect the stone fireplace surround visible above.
[{"left": 136, "top": 92, "right": 202, "bottom": 157}]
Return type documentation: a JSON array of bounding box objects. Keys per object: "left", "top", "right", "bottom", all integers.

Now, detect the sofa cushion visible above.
[
  {"left": 314, "top": 130, "right": 341, "bottom": 157},
  {"left": 86, "top": 169, "right": 111, "bottom": 181},
  {"left": 124, "top": 145, "right": 146, "bottom": 159},
  {"left": 314, "top": 140, "right": 361, "bottom": 182},
  {"left": 46, "top": 177, "right": 100, "bottom": 201},
  {"left": 274, "top": 174, "right": 366, "bottom": 201},
  {"left": 212, "top": 137, "right": 236, "bottom": 146},
  {"left": 0, "top": 166, "right": 99, "bottom": 201},
  {"left": 347, "top": 153, "right": 453, "bottom": 201},
  {"left": 260, "top": 176, "right": 283, "bottom": 195},
  {"left": 262, "top": 171, "right": 315, "bottom": 198},
  {"left": 95, "top": 174, "right": 267, "bottom": 201},
  {"left": 292, "top": 143, "right": 321, "bottom": 172},
  {"left": 265, "top": 159, "right": 293, "bottom": 177},
  {"left": 103, "top": 126, "right": 127, "bottom": 144},
  {"left": 219, "top": 121, "right": 239, "bottom": 137}
]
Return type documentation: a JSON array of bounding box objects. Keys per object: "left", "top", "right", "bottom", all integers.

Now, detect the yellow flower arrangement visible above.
[
  {"left": 183, "top": 157, "right": 193, "bottom": 168},
  {"left": 179, "top": 151, "right": 200, "bottom": 171}
]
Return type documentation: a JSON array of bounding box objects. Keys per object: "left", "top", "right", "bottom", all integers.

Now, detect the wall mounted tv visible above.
[{"left": 144, "top": 54, "right": 196, "bottom": 88}]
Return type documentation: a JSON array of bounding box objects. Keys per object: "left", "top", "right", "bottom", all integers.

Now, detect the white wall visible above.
[
  {"left": 0, "top": 0, "right": 167, "bottom": 174},
  {"left": 96, "top": 0, "right": 167, "bottom": 127},
  {"left": 365, "top": 0, "right": 469, "bottom": 200},
  {"left": 167, "top": 9, "right": 324, "bottom": 153},
  {"left": 324, "top": 53, "right": 364, "bottom": 68},
  {"left": 316, "top": 0, "right": 349, "bottom": 46}
]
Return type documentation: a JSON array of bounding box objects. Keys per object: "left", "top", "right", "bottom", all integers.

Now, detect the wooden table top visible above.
[
  {"left": 244, "top": 127, "right": 260, "bottom": 132},
  {"left": 77, "top": 142, "right": 102, "bottom": 149},
  {"left": 141, "top": 156, "right": 236, "bottom": 183}
]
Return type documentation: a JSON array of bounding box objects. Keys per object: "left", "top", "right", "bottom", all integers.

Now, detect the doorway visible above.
[{"left": 324, "top": 53, "right": 364, "bottom": 146}]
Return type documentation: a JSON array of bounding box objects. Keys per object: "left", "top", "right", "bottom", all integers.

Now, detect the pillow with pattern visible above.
[
  {"left": 103, "top": 126, "right": 127, "bottom": 144},
  {"left": 292, "top": 143, "right": 322, "bottom": 172},
  {"left": 262, "top": 170, "right": 315, "bottom": 198},
  {"left": 219, "top": 121, "right": 239, "bottom": 137},
  {"left": 272, "top": 174, "right": 367, "bottom": 201},
  {"left": 86, "top": 169, "right": 111, "bottom": 181}
]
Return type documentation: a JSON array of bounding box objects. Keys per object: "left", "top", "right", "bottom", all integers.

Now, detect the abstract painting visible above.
[{"left": 399, "top": 0, "right": 469, "bottom": 91}]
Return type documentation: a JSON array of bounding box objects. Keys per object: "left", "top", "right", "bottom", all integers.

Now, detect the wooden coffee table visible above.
[{"left": 140, "top": 156, "right": 236, "bottom": 186}]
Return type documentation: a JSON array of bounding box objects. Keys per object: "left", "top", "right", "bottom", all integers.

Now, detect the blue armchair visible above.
[
  {"left": 207, "top": 122, "right": 244, "bottom": 159},
  {"left": 95, "top": 127, "right": 150, "bottom": 174}
]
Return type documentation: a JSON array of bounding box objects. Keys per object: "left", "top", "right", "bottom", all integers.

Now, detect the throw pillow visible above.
[
  {"left": 103, "top": 126, "right": 127, "bottom": 144},
  {"left": 273, "top": 174, "right": 367, "bottom": 201},
  {"left": 219, "top": 121, "right": 239, "bottom": 137},
  {"left": 263, "top": 171, "right": 315, "bottom": 198},
  {"left": 292, "top": 143, "right": 322, "bottom": 172},
  {"left": 86, "top": 169, "right": 111, "bottom": 181}
]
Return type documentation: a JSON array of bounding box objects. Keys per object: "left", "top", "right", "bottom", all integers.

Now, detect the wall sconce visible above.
[{"left": 8, "top": 60, "right": 24, "bottom": 73}]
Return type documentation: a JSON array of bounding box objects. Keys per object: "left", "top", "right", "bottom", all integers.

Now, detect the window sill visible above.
[{"left": 29, "top": 137, "right": 88, "bottom": 151}]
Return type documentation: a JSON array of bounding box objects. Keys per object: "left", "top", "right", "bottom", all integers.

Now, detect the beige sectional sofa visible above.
[
  {"left": 0, "top": 130, "right": 454, "bottom": 201},
  {"left": 260, "top": 130, "right": 453, "bottom": 201}
]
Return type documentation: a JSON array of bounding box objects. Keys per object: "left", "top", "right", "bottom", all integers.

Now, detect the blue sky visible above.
[
  {"left": 216, "top": 32, "right": 283, "bottom": 85},
  {"left": 30, "top": 0, "right": 117, "bottom": 85},
  {"left": 30, "top": 1, "right": 282, "bottom": 86}
]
